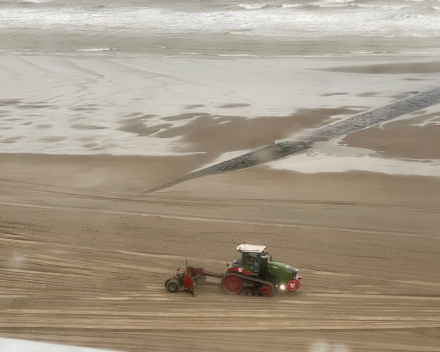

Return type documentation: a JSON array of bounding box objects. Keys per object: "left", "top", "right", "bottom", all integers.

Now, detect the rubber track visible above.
[
  {"left": 223, "top": 272, "right": 275, "bottom": 294},
  {"left": 1, "top": 297, "right": 434, "bottom": 306}
]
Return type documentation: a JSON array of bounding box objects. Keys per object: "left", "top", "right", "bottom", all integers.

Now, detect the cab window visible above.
[{"left": 243, "top": 253, "right": 260, "bottom": 273}]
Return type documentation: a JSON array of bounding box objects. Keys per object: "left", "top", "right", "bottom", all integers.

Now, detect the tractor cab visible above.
[{"left": 233, "top": 244, "right": 270, "bottom": 277}]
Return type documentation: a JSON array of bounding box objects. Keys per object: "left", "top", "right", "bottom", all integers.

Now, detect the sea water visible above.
[{"left": 1, "top": 0, "right": 440, "bottom": 56}]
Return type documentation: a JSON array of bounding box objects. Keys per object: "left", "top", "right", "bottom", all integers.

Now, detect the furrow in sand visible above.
[
  {"left": 0, "top": 329, "right": 409, "bottom": 352},
  {"left": 0, "top": 330, "right": 437, "bottom": 352},
  {"left": 1, "top": 201, "right": 436, "bottom": 238}
]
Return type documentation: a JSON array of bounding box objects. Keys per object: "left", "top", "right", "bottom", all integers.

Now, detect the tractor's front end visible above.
[{"left": 267, "top": 262, "right": 303, "bottom": 292}]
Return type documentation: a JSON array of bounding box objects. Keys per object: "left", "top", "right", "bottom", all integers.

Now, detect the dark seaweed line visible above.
[
  {"left": 143, "top": 87, "right": 440, "bottom": 194},
  {"left": 144, "top": 141, "right": 312, "bottom": 193}
]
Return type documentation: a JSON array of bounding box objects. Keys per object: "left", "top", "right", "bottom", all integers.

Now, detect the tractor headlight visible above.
[{"left": 280, "top": 284, "right": 286, "bottom": 290}]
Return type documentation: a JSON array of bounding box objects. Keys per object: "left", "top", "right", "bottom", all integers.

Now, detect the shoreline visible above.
[
  {"left": 2, "top": 28, "right": 440, "bottom": 58},
  {"left": 3, "top": 51, "right": 440, "bottom": 59}
]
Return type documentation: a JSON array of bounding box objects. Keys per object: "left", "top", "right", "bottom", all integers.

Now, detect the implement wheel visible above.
[
  {"left": 260, "top": 285, "right": 273, "bottom": 297},
  {"left": 222, "top": 275, "right": 242, "bottom": 294},
  {"left": 166, "top": 279, "right": 180, "bottom": 293}
]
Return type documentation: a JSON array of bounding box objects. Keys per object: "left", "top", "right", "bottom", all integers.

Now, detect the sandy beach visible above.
[
  {"left": 1, "top": 0, "right": 440, "bottom": 350},
  {"left": 0, "top": 50, "right": 440, "bottom": 352},
  {"left": 1, "top": 152, "right": 440, "bottom": 352}
]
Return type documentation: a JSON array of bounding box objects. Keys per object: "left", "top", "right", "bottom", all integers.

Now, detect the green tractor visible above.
[
  {"left": 223, "top": 244, "right": 302, "bottom": 297},
  {"left": 164, "top": 243, "right": 302, "bottom": 297}
]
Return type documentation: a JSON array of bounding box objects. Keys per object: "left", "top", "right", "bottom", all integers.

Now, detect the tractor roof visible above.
[{"left": 237, "top": 244, "right": 266, "bottom": 253}]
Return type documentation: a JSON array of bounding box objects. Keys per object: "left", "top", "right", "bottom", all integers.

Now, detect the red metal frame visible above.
[
  {"left": 286, "top": 276, "right": 303, "bottom": 291},
  {"left": 227, "top": 266, "right": 252, "bottom": 275}
]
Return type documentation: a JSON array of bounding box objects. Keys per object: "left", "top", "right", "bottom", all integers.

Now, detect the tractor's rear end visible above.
[{"left": 164, "top": 265, "right": 223, "bottom": 296}]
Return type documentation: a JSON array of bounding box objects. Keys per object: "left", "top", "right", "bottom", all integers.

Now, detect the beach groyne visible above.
[{"left": 143, "top": 87, "right": 440, "bottom": 193}]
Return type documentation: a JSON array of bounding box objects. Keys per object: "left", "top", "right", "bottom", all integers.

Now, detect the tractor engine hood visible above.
[
  {"left": 285, "top": 265, "right": 299, "bottom": 274},
  {"left": 267, "top": 261, "right": 300, "bottom": 284},
  {"left": 269, "top": 261, "right": 298, "bottom": 274}
]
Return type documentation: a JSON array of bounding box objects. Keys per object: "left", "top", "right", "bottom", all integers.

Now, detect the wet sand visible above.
[
  {"left": 325, "top": 61, "right": 440, "bottom": 75},
  {"left": 343, "top": 112, "right": 440, "bottom": 159},
  {"left": 2, "top": 55, "right": 440, "bottom": 157}
]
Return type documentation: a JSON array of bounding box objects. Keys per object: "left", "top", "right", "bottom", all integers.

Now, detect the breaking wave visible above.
[
  {"left": 238, "top": 3, "right": 267, "bottom": 9},
  {"left": 0, "top": 0, "right": 439, "bottom": 39}
]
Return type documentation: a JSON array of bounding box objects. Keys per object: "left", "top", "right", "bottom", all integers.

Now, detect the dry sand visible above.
[
  {"left": 1, "top": 55, "right": 440, "bottom": 352},
  {"left": 1, "top": 152, "right": 440, "bottom": 352}
]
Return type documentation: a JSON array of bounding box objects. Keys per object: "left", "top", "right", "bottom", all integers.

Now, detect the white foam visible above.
[
  {"left": 19, "top": 0, "right": 52, "bottom": 3},
  {"left": 179, "top": 52, "right": 203, "bottom": 56},
  {"left": 1, "top": 4, "right": 439, "bottom": 38},
  {"left": 239, "top": 3, "right": 267, "bottom": 9},
  {"left": 324, "top": 0, "right": 353, "bottom": 3},
  {"left": 76, "top": 48, "right": 113, "bottom": 52},
  {"left": 216, "top": 53, "right": 258, "bottom": 57},
  {"left": 318, "top": 3, "right": 356, "bottom": 8}
]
